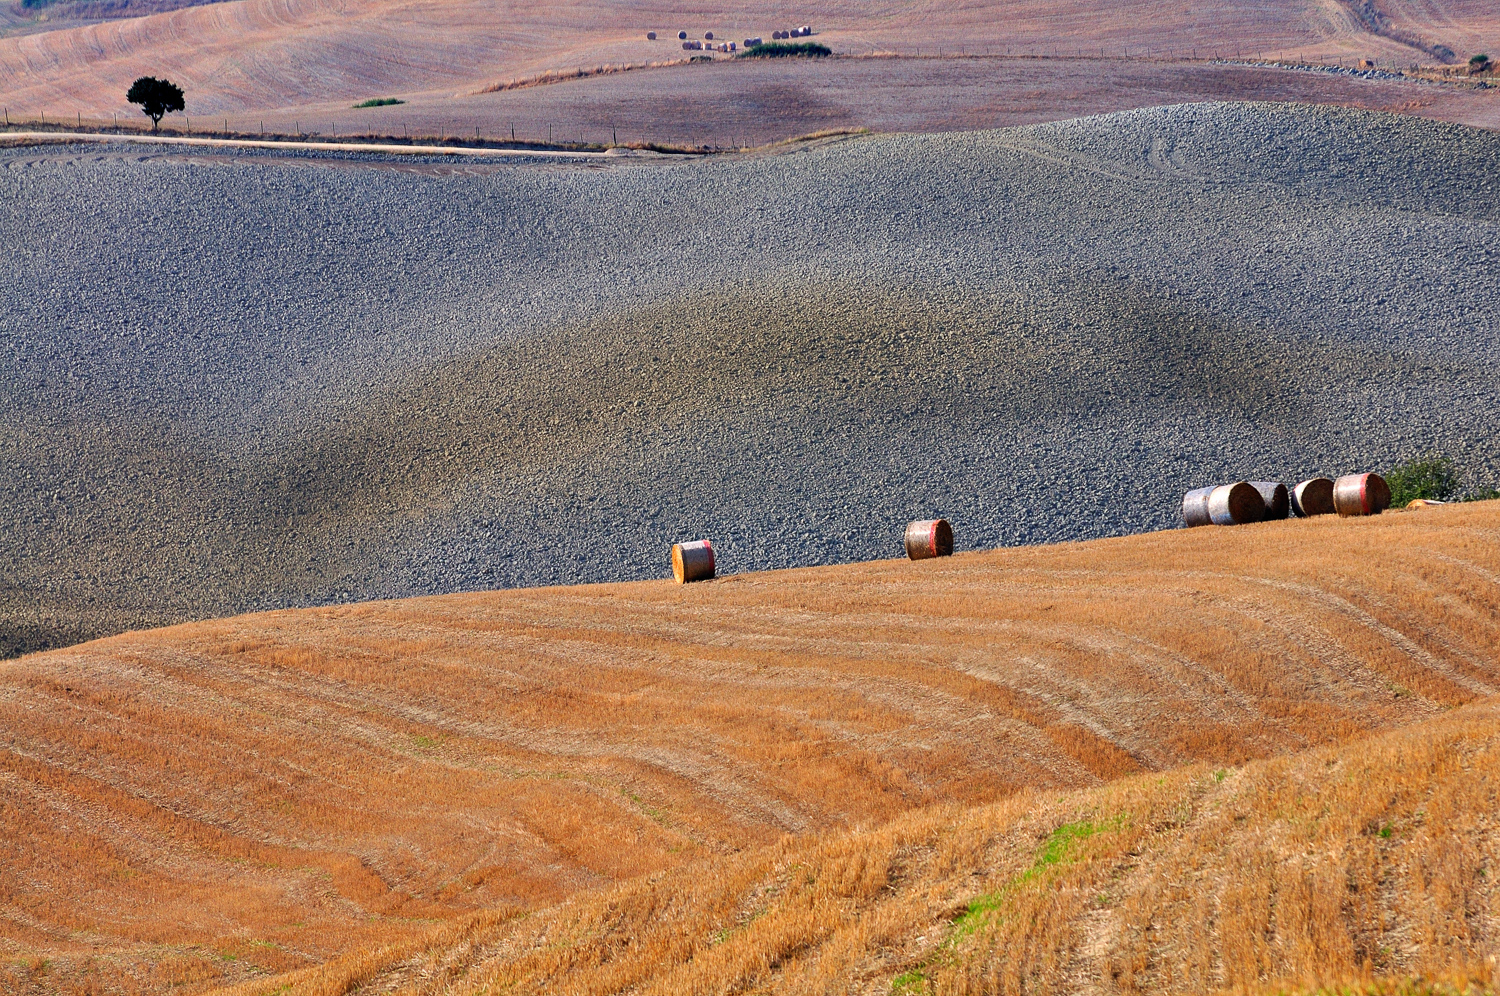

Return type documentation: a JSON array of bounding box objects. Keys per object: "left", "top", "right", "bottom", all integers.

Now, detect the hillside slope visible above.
[
  {"left": 245, "top": 56, "right": 1500, "bottom": 148},
  {"left": 204, "top": 691, "right": 1500, "bottom": 996},
  {"left": 2, "top": 501, "right": 1498, "bottom": 993},
  {"left": 3, "top": 103, "right": 1499, "bottom": 655},
  {"left": 2, "top": 0, "right": 1498, "bottom": 120}
]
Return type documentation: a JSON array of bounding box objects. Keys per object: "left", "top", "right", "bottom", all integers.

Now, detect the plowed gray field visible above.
[{"left": 3, "top": 101, "right": 1498, "bottom": 656}]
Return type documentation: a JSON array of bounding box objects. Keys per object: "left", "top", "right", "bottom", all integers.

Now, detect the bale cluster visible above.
[
  {"left": 1182, "top": 473, "right": 1389, "bottom": 528},
  {"left": 677, "top": 37, "right": 736, "bottom": 52}
]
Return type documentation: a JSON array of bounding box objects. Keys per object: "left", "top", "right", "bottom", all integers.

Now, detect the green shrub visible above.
[
  {"left": 353, "top": 97, "right": 404, "bottom": 108},
  {"left": 1469, "top": 53, "right": 1490, "bottom": 66},
  {"left": 738, "top": 41, "right": 832, "bottom": 58},
  {"left": 1387, "top": 455, "right": 1460, "bottom": 506}
]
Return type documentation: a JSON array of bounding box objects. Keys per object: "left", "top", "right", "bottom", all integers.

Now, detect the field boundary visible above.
[{"left": 0, "top": 130, "right": 639, "bottom": 157}]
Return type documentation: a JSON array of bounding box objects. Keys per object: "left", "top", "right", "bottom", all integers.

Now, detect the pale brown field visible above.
[
  {"left": 2, "top": 0, "right": 1499, "bottom": 135},
  {"left": 230, "top": 56, "right": 1500, "bottom": 149},
  {"left": 1, "top": 501, "right": 1497, "bottom": 994}
]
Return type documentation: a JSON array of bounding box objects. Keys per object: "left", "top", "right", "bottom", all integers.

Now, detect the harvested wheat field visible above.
[
  {"left": 205, "top": 691, "right": 1500, "bottom": 996},
  {"left": 2, "top": 501, "right": 1497, "bottom": 994}
]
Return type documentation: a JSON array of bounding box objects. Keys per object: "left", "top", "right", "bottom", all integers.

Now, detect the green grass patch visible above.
[
  {"left": 951, "top": 815, "right": 1124, "bottom": 942},
  {"left": 891, "top": 967, "right": 926, "bottom": 994},
  {"left": 738, "top": 41, "right": 832, "bottom": 58},
  {"left": 889, "top": 815, "right": 1126, "bottom": 992},
  {"left": 353, "top": 97, "right": 404, "bottom": 108}
]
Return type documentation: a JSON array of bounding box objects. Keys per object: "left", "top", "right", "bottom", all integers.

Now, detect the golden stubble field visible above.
[
  {"left": 1, "top": 501, "right": 1497, "bottom": 994},
  {"left": 2, "top": 0, "right": 1499, "bottom": 137}
]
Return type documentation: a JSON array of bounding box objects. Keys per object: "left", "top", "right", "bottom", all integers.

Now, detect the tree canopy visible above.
[{"left": 126, "top": 76, "right": 185, "bottom": 131}]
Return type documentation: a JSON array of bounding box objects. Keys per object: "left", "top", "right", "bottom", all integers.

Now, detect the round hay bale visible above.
[
  {"left": 678, "top": 30, "right": 688, "bottom": 39},
  {"left": 671, "top": 539, "right": 715, "bottom": 583},
  {"left": 1208, "top": 482, "right": 1265, "bottom": 526},
  {"left": 1290, "top": 477, "right": 1335, "bottom": 517},
  {"left": 1182, "top": 486, "right": 1215, "bottom": 527},
  {"left": 647, "top": 31, "right": 656, "bottom": 40},
  {"left": 904, "top": 519, "right": 953, "bottom": 560},
  {"left": 1250, "top": 481, "right": 1289, "bottom": 520},
  {"left": 1333, "top": 473, "right": 1391, "bottom": 517},
  {"left": 705, "top": 30, "right": 714, "bottom": 39}
]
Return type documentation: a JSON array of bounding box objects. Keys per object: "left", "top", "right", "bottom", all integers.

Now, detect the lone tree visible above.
[{"left": 126, "top": 76, "right": 185, "bottom": 131}]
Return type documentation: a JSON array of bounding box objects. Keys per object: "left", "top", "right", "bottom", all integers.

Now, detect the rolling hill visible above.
[
  {"left": 208, "top": 694, "right": 1500, "bottom": 996},
  {"left": 2, "top": 500, "right": 1497, "bottom": 994},
  {"left": 3, "top": 101, "right": 1499, "bottom": 657},
  {"left": 1, "top": 0, "right": 1499, "bottom": 139}
]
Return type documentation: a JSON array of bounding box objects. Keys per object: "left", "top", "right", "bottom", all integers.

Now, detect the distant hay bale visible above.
[
  {"left": 705, "top": 31, "right": 714, "bottom": 40},
  {"left": 647, "top": 31, "right": 656, "bottom": 40},
  {"left": 1291, "top": 477, "right": 1335, "bottom": 517},
  {"left": 904, "top": 519, "right": 953, "bottom": 560},
  {"left": 1333, "top": 473, "right": 1391, "bottom": 517},
  {"left": 671, "top": 539, "right": 715, "bottom": 583},
  {"left": 1250, "top": 481, "right": 1289, "bottom": 520},
  {"left": 1208, "top": 482, "right": 1265, "bottom": 526},
  {"left": 1182, "top": 486, "right": 1215, "bottom": 528},
  {"left": 678, "top": 30, "right": 687, "bottom": 40}
]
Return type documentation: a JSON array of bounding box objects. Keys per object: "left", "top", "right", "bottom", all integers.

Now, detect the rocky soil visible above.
[{"left": 2, "top": 101, "right": 1498, "bottom": 656}]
